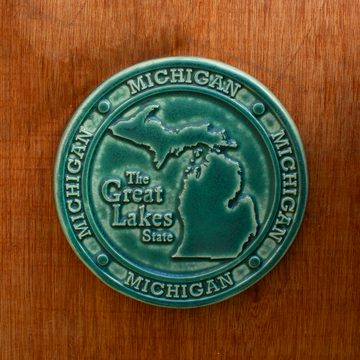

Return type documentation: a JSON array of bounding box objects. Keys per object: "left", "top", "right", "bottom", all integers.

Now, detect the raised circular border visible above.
[
  {"left": 53, "top": 56, "right": 308, "bottom": 308},
  {"left": 82, "top": 86, "right": 281, "bottom": 281}
]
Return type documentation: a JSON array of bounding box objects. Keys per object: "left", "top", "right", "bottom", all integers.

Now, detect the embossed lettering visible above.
[
  {"left": 170, "top": 68, "right": 185, "bottom": 83},
  {"left": 127, "top": 76, "right": 148, "bottom": 95},
  {"left": 216, "top": 272, "right": 234, "bottom": 289},
  {"left": 67, "top": 158, "right": 82, "bottom": 174},
  {"left": 208, "top": 74, "right": 223, "bottom": 90},
  {"left": 275, "top": 211, "right": 292, "bottom": 226},
  {"left": 70, "top": 213, "right": 91, "bottom": 240},
  {"left": 72, "top": 220, "right": 91, "bottom": 239},
  {"left": 189, "top": 283, "right": 204, "bottom": 297},
  {"left": 112, "top": 204, "right": 127, "bottom": 226},
  {"left": 222, "top": 79, "right": 241, "bottom": 98},
  {"left": 269, "top": 226, "right": 287, "bottom": 243},
  {"left": 154, "top": 186, "right": 163, "bottom": 202},
  {"left": 281, "top": 197, "right": 296, "bottom": 212},
  {"left": 141, "top": 279, "right": 151, "bottom": 293},
  {"left": 70, "top": 144, "right": 86, "bottom": 159},
  {"left": 181, "top": 284, "right": 188, "bottom": 298},
  {"left": 102, "top": 178, "right": 121, "bottom": 202},
  {"left": 75, "top": 126, "right": 93, "bottom": 145},
  {"left": 185, "top": 69, "right": 193, "bottom": 83},
  {"left": 154, "top": 70, "right": 168, "bottom": 85},
  {"left": 278, "top": 147, "right": 293, "bottom": 157},
  {"left": 124, "top": 271, "right": 144, "bottom": 290},
  {"left": 283, "top": 173, "right": 297, "bottom": 188},
  {"left": 166, "top": 284, "right": 180, "bottom": 298},
  {"left": 139, "top": 205, "right": 152, "bottom": 226},
  {"left": 65, "top": 183, "right": 80, "bottom": 197},
  {"left": 281, "top": 156, "right": 296, "bottom": 171},
  {"left": 194, "top": 70, "right": 209, "bottom": 85},
  {"left": 271, "top": 129, "right": 290, "bottom": 149},
  {"left": 206, "top": 279, "right": 220, "bottom": 294},
  {"left": 144, "top": 73, "right": 154, "bottom": 88},
  {"left": 151, "top": 282, "right": 165, "bottom": 296},
  {"left": 66, "top": 199, "right": 82, "bottom": 213}
]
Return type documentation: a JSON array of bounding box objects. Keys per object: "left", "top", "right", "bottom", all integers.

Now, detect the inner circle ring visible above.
[{"left": 82, "top": 86, "right": 281, "bottom": 282}]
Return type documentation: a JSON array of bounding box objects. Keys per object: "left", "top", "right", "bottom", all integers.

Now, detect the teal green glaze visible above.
[
  {"left": 53, "top": 57, "right": 308, "bottom": 308},
  {"left": 82, "top": 87, "right": 280, "bottom": 281}
]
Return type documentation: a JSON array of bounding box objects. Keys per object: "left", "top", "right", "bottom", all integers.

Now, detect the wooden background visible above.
[{"left": 1, "top": 0, "right": 359, "bottom": 358}]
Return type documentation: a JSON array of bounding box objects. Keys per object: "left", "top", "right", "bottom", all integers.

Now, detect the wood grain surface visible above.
[{"left": 1, "top": 0, "right": 359, "bottom": 359}]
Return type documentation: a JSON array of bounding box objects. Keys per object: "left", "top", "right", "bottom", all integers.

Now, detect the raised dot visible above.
[
  {"left": 97, "top": 253, "right": 109, "bottom": 266},
  {"left": 98, "top": 99, "right": 111, "bottom": 113},
  {"left": 248, "top": 255, "right": 261, "bottom": 269},
  {"left": 252, "top": 102, "right": 265, "bottom": 116}
]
